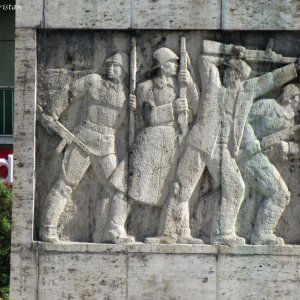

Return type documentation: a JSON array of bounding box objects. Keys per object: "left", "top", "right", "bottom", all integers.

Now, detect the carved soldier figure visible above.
[
  {"left": 39, "top": 51, "right": 129, "bottom": 243},
  {"left": 249, "top": 83, "right": 300, "bottom": 159},
  {"left": 237, "top": 123, "right": 291, "bottom": 245},
  {"left": 236, "top": 83, "right": 300, "bottom": 245},
  {"left": 105, "top": 47, "right": 200, "bottom": 243},
  {"left": 156, "top": 42, "right": 298, "bottom": 246}
]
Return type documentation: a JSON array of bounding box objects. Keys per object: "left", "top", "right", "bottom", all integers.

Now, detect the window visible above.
[{"left": 0, "top": 87, "right": 14, "bottom": 135}]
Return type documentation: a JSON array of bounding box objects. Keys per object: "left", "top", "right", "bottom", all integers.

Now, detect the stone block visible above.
[
  {"left": 9, "top": 249, "right": 39, "bottom": 300},
  {"left": 132, "top": 0, "right": 221, "bottom": 29},
  {"left": 218, "top": 255, "right": 300, "bottom": 299},
  {"left": 222, "top": 0, "right": 300, "bottom": 30},
  {"left": 12, "top": 29, "right": 37, "bottom": 246},
  {"left": 16, "top": 0, "right": 44, "bottom": 28},
  {"left": 127, "top": 253, "right": 217, "bottom": 299},
  {"left": 38, "top": 253, "right": 127, "bottom": 300},
  {"left": 44, "top": 0, "right": 131, "bottom": 29}
]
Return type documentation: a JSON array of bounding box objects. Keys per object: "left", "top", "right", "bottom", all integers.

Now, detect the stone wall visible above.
[{"left": 10, "top": 1, "right": 300, "bottom": 299}]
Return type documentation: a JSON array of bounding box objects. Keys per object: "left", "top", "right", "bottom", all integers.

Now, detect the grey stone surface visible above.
[
  {"left": 10, "top": 250, "right": 39, "bottom": 300},
  {"left": 131, "top": 0, "right": 221, "bottom": 29},
  {"left": 38, "top": 253, "right": 127, "bottom": 300},
  {"left": 16, "top": 0, "right": 43, "bottom": 28},
  {"left": 222, "top": 0, "right": 300, "bottom": 30},
  {"left": 34, "top": 31, "right": 300, "bottom": 247},
  {"left": 16, "top": 0, "right": 300, "bottom": 30},
  {"left": 11, "top": 1, "right": 300, "bottom": 299},
  {"left": 44, "top": 0, "right": 131, "bottom": 29},
  {"left": 11, "top": 28, "right": 37, "bottom": 247},
  {"left": 127, "top": 253, "right": 216, "bottom": 300},
  {"left": 218, "top": 255, "right": 300, "bottom": 299}
]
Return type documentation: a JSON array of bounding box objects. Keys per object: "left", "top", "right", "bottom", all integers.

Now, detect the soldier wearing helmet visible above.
[
  {"left": 104, "top": 47, "right": 201, "bottom": 244},
  {"left": 161, "top": 44, "right": 298, "bottom": 246},
  {"left": 39, "top": 51, "right": 131, "bottom": 243}
]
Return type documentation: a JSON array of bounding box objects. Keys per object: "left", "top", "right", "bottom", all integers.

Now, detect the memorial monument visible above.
[{"left": 10, "top": 1, "right": 300, "bottom": 299}]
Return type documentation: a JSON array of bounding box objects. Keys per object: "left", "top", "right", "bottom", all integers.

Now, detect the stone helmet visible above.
[
  {"left": 153, "top": 47, "right": 179, "bottom": 69},
  {"left": 224, "top": 58, "right": 251, "bottom": 80},
  {"left": 105, "top": 51, "right": 129, "bottom": 75}
]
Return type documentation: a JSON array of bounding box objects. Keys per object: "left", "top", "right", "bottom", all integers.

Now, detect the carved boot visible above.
[
  {"left": 212, "top": 234, "right": 245, "bottom": 246},
  {"left": 39, "top": 225, "right": 59, "bottom": 243},
  {"left": 251, "top": 201, "right": 285, "bottom": 246},
  {"left": 212, "top": 213, "right": 245, "bottom": 246},
  {"left": 177, "top": 228, "right": 203, "bottom": 244},
  {"left": 103, "top": 192, "right": 135, "bottom": 244},
  {"left": 176, "top": 202, "right": 203, "bottom": 244},
  {"left": 144, "top": 235, "right": 177, "bottom": 244},
  {"left": 145, "top": 183, "right": 181, "bottom": 244},
  {"left": 39, "top": 179, "right": 72, "bottom": 243}
]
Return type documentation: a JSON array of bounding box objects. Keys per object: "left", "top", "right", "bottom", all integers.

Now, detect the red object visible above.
[{"left": 0, "top": 147, "right": 13, "bottom": 179}]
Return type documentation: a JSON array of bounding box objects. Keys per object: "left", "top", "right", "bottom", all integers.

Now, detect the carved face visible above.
[
  {"left": 291, "top": 94, "right": 300, "bottom": 110},
  {"left": 282, "top": 93, "right": 300, "bottom": 111},
  {"left": 161, "top": 59, "right": 178, "bottom": 76},
  {"left": 223, "top": 66, "right": 240, "bottom": 88},
  {"left": 106, "top": 62, "right": 124, "bottom": 82}
]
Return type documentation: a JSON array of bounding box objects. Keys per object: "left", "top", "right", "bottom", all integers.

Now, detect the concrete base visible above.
[{"left": 10, "top": 243, "right": 300, "bottom": 300}]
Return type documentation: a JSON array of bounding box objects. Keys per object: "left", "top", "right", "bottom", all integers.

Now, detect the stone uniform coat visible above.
[{"left": 128, "top": 75, "right": 199, "bottom": 207}]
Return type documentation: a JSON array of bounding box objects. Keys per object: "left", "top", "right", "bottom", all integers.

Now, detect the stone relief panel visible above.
[{"left": 36, "top": 31, "right": 300, "bottom": 246}]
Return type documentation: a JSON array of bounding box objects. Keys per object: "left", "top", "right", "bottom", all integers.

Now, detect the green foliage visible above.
[{"left": 0, "top": 182, "right": 12, "bottom": 300}]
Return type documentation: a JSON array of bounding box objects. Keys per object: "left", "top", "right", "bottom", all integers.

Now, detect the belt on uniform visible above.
[{"left": 84, "top": 121, "right": 116, "bottom": 135}]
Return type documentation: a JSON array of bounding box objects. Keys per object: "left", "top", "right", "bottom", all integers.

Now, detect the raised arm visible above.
[
  {"left": 248, "top": 63, "right": 298, "bottom": 100},
  {"left": 199, "top": 55, "right": 223, "bottom": 90},
  {"left": 184, "top": 69, "right": 200, "bottom": 117},
  {"left": 47, "top": 74, "right": 93, "bottom": 120}
]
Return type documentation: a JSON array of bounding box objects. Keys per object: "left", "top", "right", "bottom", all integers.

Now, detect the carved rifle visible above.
[
  {"left": 37, "top": 104, "right": 92, "bottom": 155},
  {"left": 129, "top": 37, "right": 137, "bottom": 147},
  {"left": 203, "top": 40, "right": 297, "bottom": 64},
  {"left": 260, "top": 124, "right": 300, "bottom": 149},
  {"left": 178, "top": 37, "right": 189, "bottom": 138}
]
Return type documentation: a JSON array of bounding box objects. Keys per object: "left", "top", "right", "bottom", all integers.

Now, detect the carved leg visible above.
[
  {"left": 145, "top": 183, "right": 181, "bottom": 244},
  {"left": 103, "top": 191, "right": 135, "bottom": 244},
  {"left": 212, "top": 147, "right": 245, "bottom": 246},
  {"left": 39, "top": 144, "right": 90, "bottom": 243},
  {"left": 250, "top": 162, "right": 290, "bottom": 245},
  {"left": 238, "top": 152, "right": 290, "bottom": 245},
  {"left": 92, "top": 154, "right": 118, "bottom": 242},
  {"left": 145, "top": 145, "right": 205, "bottom": 244},
  {"left": 251, "top": 201, "right": 287, "bottom": 245},
  {"left": 177, "top": 201, "right": 203, "bottom": 244},
  {"left": 39, "top": 178, "right": 73, "bottom": 243}
]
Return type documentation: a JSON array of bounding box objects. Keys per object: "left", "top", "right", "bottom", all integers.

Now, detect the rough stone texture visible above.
[
  {"left": 9, "top": 28, "right": 38, "bottom": 300},
  {"left": 11, "top": 1, "right": 300, "bottom": 299},
  {"left": 44, "top": 0, "right": 131, "bottom": 29},
  {"left": 9, "top": 250, "right": 39, "bottom": 300},
  {"left": 127, "top": 253, "right": 216, "bottom": 300},
  {"left": 35, "top": 31, "right": 300, "bottom": 246},
  {"left": 222, "top": 0, "right": 300, "bottom": 30},
  {"left": 218, "top": 255, "right": 300, "bottom": 299},
  {"left": 11, "top": 28, "right": 37, "bottom": 247},
  {"left": 16, "top": 0, "right": 44, "bottom": 28},
  {"left": 12, "top": 242, "right": 300, "bottom": 300},
  {"left": 131, "top": 0, "right": 221, "bottom": 29},
  {"left": 38, "top": 253, "right": 127, "bottom": 300},
  {"left": 16, "top": 0, "right": 300, "bottom": 30}
]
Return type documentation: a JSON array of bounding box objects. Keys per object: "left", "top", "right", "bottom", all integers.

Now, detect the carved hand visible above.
[
  {"left": 278, "top": 141, "right": 289, "bottom": 161},
  {"left": 179, "top": 70, "right": 189, "bottom": 85},
  {"left": 129, "top": 94, "right": 137, "bottom": 111},
  {"left": 42, "top": 113, "right": 56, "bottom": 135},
  {"left": 233, "top": 45, "right": 245, "bottom": 58},
  {"left": 175, "top": 97, "right": 189, "bottom": 113}
]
